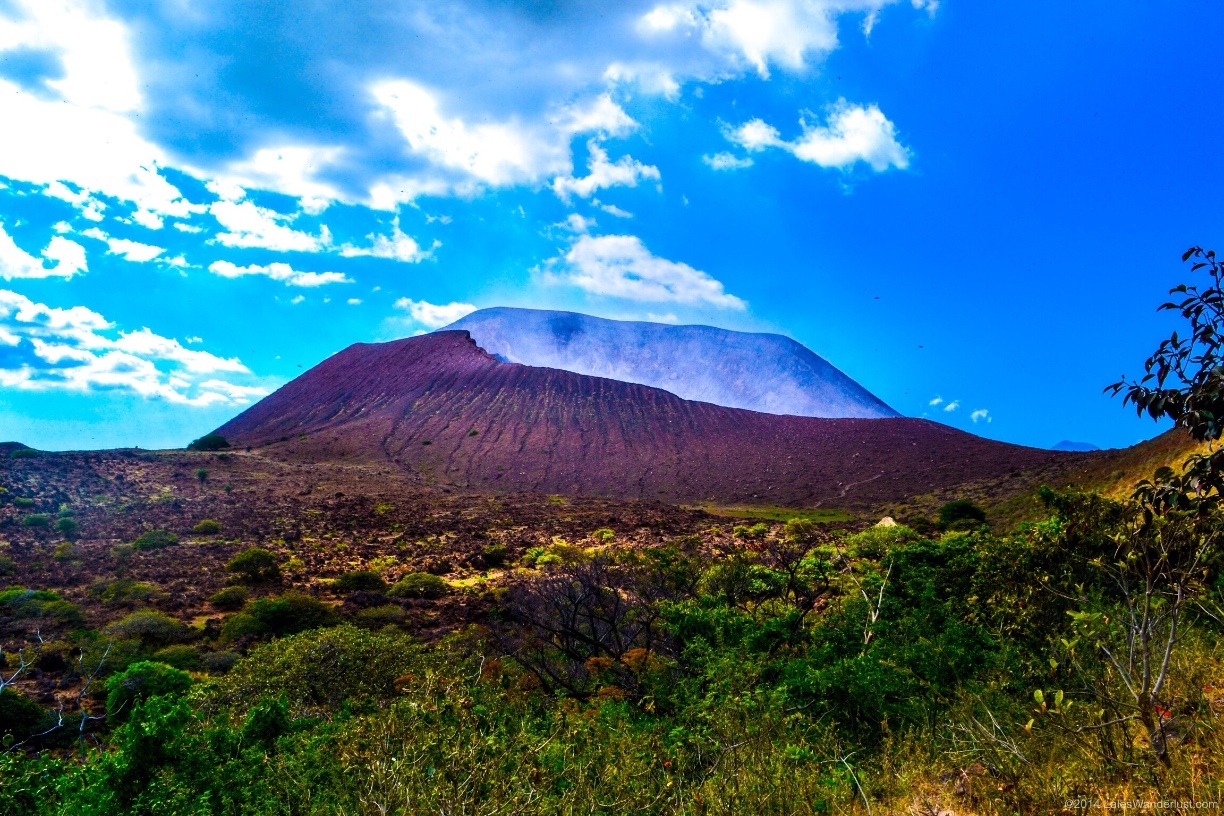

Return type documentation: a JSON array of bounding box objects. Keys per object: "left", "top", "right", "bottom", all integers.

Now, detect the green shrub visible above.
[
  {"left": 21, "top": 514, "right": 49, "bottom": 528},
  {"left": 200, "top": 651, "right": 240, "bottom": 674},
  {"left": 591, "top": 528, "right": 616, "bottom": 543},
  {"left": 8, "top": 448, "right": 37, "bottom": 459},
  {"left": 187, "top": 433, "right": 229, "bottom": 451},
  {"left": 332, "top": 570, "right": 387, "bottom": 593},
  {"left": 52, "top": 542, "right": 77, "bottom": 561},
  {"left": 0, "top": 688, "right": 50, "bottom": 742},
  {"left": 482, "top": 542, "right": 508, "bottom": 567},
  {"left": 784, "top": 518, "right": 820, "bottom": 544},
  {"left": 844, "top": 523, "right": 920, "bottom": 559},
  {"left": 937, "top": 499, "right": 987, "bottom": 530},
  {"left": 152, "top": 644, "right": 202, "bottom": 671},
  {"left": 105, "top": 610, "right": 188, "bottom": 646},
  {"left": 226, "top": 547, "right": 280, "bottom": 583},
  {"left": 221, "top": 593, "right": 338, "bottom": 641},
  {"left": 0, "top": 555, "right": 12, "bottom": 575},
  {"left": 209, "top": 586, "right": 249, "bottom": 611},
  {"left": 105, "top": 660, "right": 193, "bottom": 718},
  {"left": 89, "top": 578, "right": 164, "bottom": 605},
  {"left": 0, "top": 586, "right": 83, "bottom": 626},
  {"left": 132, "top": 529, "right": 178, "bottom": 550},
  {"left": 13, "top": 497, "right": 34, "bottom": 508},
  {"left": 388, "top": 572, "right": 448, "bottom": 599},
  {"left": 732, "top": 522, "right": 770, "bottom": 539},
  {"left": 54, "top": 516, "right": 80, "bottom": 539},
  {"left": 354, "top": 604, "right": 406, "bottom": 629},
  {"left": 191, "top": 519, "right": 222, "bottom": 535}
]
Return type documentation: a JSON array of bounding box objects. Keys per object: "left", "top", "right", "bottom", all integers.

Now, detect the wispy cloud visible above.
[
  {"left": 393, "top": 298, "right": 477, "bottom": 329},
  {"left": 0, "top": 223, "right": 87, "bottom": 280},
  {"left": 727, "top": 100, "right": 909, "bottom": 172},
  {"left": 208, "top": 261, "right": 351, "bottom": 287}
]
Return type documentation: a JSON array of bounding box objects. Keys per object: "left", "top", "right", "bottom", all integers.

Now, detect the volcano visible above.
[
  {"left": 214, "top": 331, "right": 1068, "bottom": 506},
  {"left": 444, "top": 307, "right": 898, "bottom": 419}
]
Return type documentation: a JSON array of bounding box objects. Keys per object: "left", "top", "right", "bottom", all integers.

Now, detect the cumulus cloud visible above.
[
  {"left": 971, "top": 408, "right": 991, "bottom": 423},
  {"left": 208, "top": 261, "right": 351, "bottom": 288},
  {"left": 638, "top": 0, "right": 898, "bottom": 78},
  {"left": 339, "top": 218, "right": 434, "bottom": 263},
  {"left": 944, "top": 400, "right": 959, "bottom": 412},
  {"left": 79, "top": 229, "right": 165, "bottom": 263},
  {"left": 393, "top": 298, "right": 478, "bottom": 329},
  {"left": 208, "top": 191, "right": 332, "bottom": 253},
  {"left": 0, "top": 289, "right": 263, "bottom": 405},
  {"left": 0, "top": 223, "right": 88, "bottom": 280},
  {"left": 928, "top": 396, "right": 943, "bottom": 406},
  {"left": 552, "top": 141, "right": 661, "bottom": 202},
  {"left": 547, "top": 234, "right": 745, "bottom": 309},
  {"left": 703, "top": 152, "right": 754, "bottom": 170},
  {"left": 727, "top": 100, "right": 910, "bottom": 171}
]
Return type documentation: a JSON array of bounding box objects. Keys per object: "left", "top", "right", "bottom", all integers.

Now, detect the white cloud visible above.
[
  {"left": 208, "top": 261, "right": 351, "bottom": 288},
  {"left": 209, "top": 195, "right": 332, "bottom": 253},
  {"left": 595, "top": 200, "right": 634, "bottom": 218},
  {"left": 393, "top": 298, "right": 478, "bottom": 329},
  {"left": 0, "top": 289, "right": 264, "bottom": 406},
  {"left": 371, "top": 81, "right": 637, "bottom": 192},
  {"left": 703, "top": 152, "right": 754, "bottom": 171},
  {"left": 728, "top": 101, "right": 909, "bottom": 171},
  {"left": 970, "top": 409, "right": 991, "bottom": 423},
  {"left": 547, "top": 234, "right": 745, "bottom": 309},
  {"left": 104, "top": 237, "right": 165, "bottom": 263},
  {"left": 185, "top": 336, "right": 203, "bottom": 344},
  {"left": 339, "top": 218, "right": 434, "bottom": 263},
  {"left": 289, "top": 295, "right": 306, "bottom": 304},
  {"left": 0, "top": 223, "right": 88, "bottom": 280},
  {"left": 557, "top": 214, "right": 596, "bottom": 234},
  {"left": 219, "top": 145, "right": 347, "bottom": 213},
  {"left": 638, "top": 0, "right": 895, "bottom": 78},
  {"left": 347, "top": 298, "right": 362, "bottom": 305},
  {"left": 173, "top": 222, "right": 204, "bottom": 234},
  {"left": 928, "top": 396, "right": 943, "bottom": 406},
  {"left": 0, "top": 1, "right": 203, "bottom": 221},
  {"left": 944, "top": 400, "right": 959, "bottom": 412},
  {"left": 552, "top": 141, "right": 661, "bottom": 202}
]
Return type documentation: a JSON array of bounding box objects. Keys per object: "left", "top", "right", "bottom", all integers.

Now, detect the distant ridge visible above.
[
  {"left": 1053, "top": 440, "right": 1101, "bottom": 452},
  {"left": 214, "top": 331, "right": 1070, "bottom": 506},
  {"left": 444, "top": 307, "right": 898, "bottom": 419}
]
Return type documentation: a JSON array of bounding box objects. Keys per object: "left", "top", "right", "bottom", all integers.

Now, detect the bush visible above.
[
  {"left": 226, "top": 547, "right": 280, "bottom": 583},
  {"left": 220, "top": 613, "right": 263, "bottom": 641},
  {"left": 784, "top": 518, "right": 820, "bottom": 544},
  {"left": 209, "top": 586, "right": 249, "bottom": 611},
  {"left": 187, "top": 433, "right": 229, "bottom": 451},
  {"left": 591, "top": 528, "right": 616, "bottom": 543},
  {"left": 132, "top": 529, "right": 178, "bottom": 551},
  {"left": 332, "top": 570, "right": 387, "bottom": 593},
  {"left": 0, "top": 555, "right": 12, "bottom": 575},
  {"left": 152, "top": 644, "right": 202, "bottom": 671},
  {"left": 0, "top": 586, "right": 83, "bottom": 626},
  {"left": 200, "top": 651, "right": 240, "bottom": 674},
  {"left": 482, "top": 542, "right": 508, "bottom": 567},
  {"left": 12, "top": 497, "right": 34, "bottom": 508},
  {"left": 732, "top": 522, "right": 770, "bottom": 539},
  {"left": 89, "top": 578, "right": 165, "bottom": 605},
  {"left": 0, "top": 688, "right": 50, "bottom": 742},
  {"left": 21, "top": 514, "right": 49, "bottom": 528},
  {"left": 354, "top": 604, "right": 407, "bottom": 629},
  {"left": 937, "top": 499, "right": 987, "bottom": 530},
  {"left": 388, "top": 572, "right": 449, "bottom": 599},
  {"left": 245, "top": 592, "right": 338, "bottom": 638},
  {"left": 844, "top": 523, "right": 920, "bottom": 559},
  {"left": 105, "top": 661, "right": 193, "bottom": 719},
  {"left": 52, "top": 542, "right": 77, "bottom": 561},
  {"left": 105, "top": 610, "right": 188, "bottom": 647},
  {"left": 191, "top": 519, "right": 222, "bottom": 535},
  {"left": 53, "top": 517, "right": 80, "bottom": 540}
]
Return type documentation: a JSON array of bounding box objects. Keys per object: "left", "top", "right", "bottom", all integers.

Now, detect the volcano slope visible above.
[{"left": 215, "top": 331, "right": 1072, "bottom": 507}]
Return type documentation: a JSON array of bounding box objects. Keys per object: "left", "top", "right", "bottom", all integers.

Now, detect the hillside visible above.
[
  {"left": 215, "top": 330, "right": 1070, "bottom": 507},
  {"left": 444, "top": 307, "right": 898, "bottom": 418}
]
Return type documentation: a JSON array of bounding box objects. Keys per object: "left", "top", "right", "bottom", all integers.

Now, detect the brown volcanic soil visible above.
[{"left": 216, "top": 331, "right": 1077, "bottom": 507}]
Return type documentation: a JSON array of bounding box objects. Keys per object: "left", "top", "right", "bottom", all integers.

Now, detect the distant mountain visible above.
[
  {"left": 443, "top": 307, "right": 898, "bottom": 419},
  {"left": 214, "top": 331, "right": 1069, "bottom": 506},
  {"left": 1053, "top": 440, "right": 1101, "bottom": 452}
]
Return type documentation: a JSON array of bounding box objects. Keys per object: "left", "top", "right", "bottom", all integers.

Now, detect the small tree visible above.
[
  {"left": 195, "top": 468, "right": 208, "bottom": 486},
  {"left": 187, "top": 433, "right": 229, "bottom": 452},
  {"left": 226, "top": 547, "right": 280, "bottom": 583}
]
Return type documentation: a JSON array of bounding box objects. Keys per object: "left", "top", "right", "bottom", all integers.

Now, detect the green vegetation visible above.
[
  {"left": 187, "top": 433, "right": 229, "bottom": 451},
  {"left": 331, "top": 570, "right": 388, "bottom": 593},
  {"left": 208, "top": 586, "right": 249, "bottom": 611},
  {"left": 225, "top": 547, "right": 279, "bottom": 583},
  {"left": 131, "top": 529, "right": 178, "bottom": 551},
  {"left": 387, "top": 572, "right": 448, "bottom": 599},
  {"left": 20, "top": 514, "right": 49, "bottom": 528},
  {"left": 191, "top": 519, "right": 222, "bottom": 535},
  {"left": 89, "top": 578, "right": 164, "bottom": 605},
  {"left": 693, "top": 503, "right": 855, "bottom": 523},
  {"left": 13, "top": 497, "right": 35, "bottom": 508},
  {"left": 54, "top": 516, "right": 79, "bottom": 539}
]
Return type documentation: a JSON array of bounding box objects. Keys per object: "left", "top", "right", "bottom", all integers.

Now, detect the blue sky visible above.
[{"left": 0, "top": 0, "right": 1219, "bottom": 451}]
